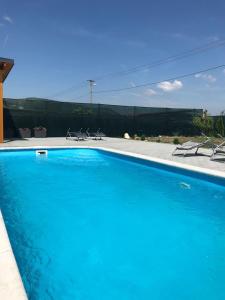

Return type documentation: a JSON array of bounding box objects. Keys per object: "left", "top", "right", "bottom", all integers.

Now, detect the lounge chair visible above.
[
  {"left": 93, "top": 128, "right": 106, "bottom": 140},
  {"left": 79, "top": 128, "right": 88, "bottom": 140},
  {"left": 86, "top": 128, "right": 106, "bottom": 140},
  {"left": 85, "top": 128, "right": 95, "bottom": 139},
  {"left": 66, "top": 128, "right": 87, "bottom": 141},
  {"left": 172, "top": 134, "right": 211, "bottom": 157},
  {"left": 211, "top": 134, "right": 225, "bottom": 160}
]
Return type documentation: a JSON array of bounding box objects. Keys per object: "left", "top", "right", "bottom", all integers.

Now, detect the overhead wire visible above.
[
  {"left": 93, "top": 38, "right": 225, "bottom": 80},
  {"left": 94, "top": 63, "right": 225, "bottom": 94},
  {"left": 48, "top": 37, "right": 225, "bottom": 98}
]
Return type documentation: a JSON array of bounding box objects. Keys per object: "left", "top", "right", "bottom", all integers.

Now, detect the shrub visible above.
[
  {"left": 173, "top": 138, "right": 180, "bottom": 145},
  {"left": 192, "top": 110, "right": 213, "bottom": 136},
  {"left": 141, "top": 134, "right": 146, "bottom": 141},
  {"left": 214, "top": 112, "right": 225, "bottom": 136}
]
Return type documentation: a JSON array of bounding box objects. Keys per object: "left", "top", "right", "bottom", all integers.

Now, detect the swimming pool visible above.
[{"left": 0, "top": 148, "right": 225, "bottom": 300}]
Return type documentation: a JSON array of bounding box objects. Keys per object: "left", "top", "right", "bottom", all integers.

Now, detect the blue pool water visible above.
[{"left": 0, "top": 149, "right": 225, "bottom": 300}]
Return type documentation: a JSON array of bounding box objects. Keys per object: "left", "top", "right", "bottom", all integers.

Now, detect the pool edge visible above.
[
  {"left": 98, "top": 147, "right": 225, "bottom": 180},
  {"left": 0, "top": 145, "right": 224, "bottom": 179},
  {"left": 0, "top": 211, "right": 28, "bottom": 300}
]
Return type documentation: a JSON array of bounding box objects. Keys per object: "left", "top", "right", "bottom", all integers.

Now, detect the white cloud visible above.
[
  {"left": 194, "top": 73, "right": 216, "bottom": 83},
  {"left": 3, "top": 15, "right": 13, "bottom": 24},
  {"left": 145, "top": 88, "right": 157, "bottom": 96},
  {"left": 157, "top": 80, "right": 183, "bottom": 92}
]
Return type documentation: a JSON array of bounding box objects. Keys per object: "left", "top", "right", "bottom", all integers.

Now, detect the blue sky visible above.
[{"left": 1, "top": 0, "right": 225, "bottom": 114}]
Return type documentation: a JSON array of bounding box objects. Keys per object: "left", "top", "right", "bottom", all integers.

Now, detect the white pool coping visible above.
[
  {"left": 0, "top": 145, "right": 224, "bottom": 300},
  {"left": 0, "top": 211, "right": 28, "bottom": 300}
]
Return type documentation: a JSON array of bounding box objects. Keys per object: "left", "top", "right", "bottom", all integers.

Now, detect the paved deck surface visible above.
[{"left": 1, "top": 137, "right": 225, "bottom": 173}]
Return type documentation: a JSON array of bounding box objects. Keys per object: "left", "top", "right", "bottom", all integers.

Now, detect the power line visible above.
[
  {"left": 68, "top": 91, "right": 89, "bottom": 100},
  {"left": 94, "top": 63, "right": 225, "bottom": 94},
  {"left": 49, "top": 81, "right": 87, "bottom": 98},
  {"left": 48, "top": 37, "right": 225, "bottom": 98},
  {"left": 93, "top": 38, "right": 225, "bottom": 80}
]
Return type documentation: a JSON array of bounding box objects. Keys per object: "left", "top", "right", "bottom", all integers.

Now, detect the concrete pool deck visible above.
[{"left": 1, "top": 137, "right": 225, "bottom": 173}]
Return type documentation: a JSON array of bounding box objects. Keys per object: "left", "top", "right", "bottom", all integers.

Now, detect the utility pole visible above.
[{"left": 87, "top": 79, "right": 95, "bottom": 104}]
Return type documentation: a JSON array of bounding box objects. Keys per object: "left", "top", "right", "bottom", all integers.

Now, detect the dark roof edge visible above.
[{"left": 0, "top": 57, "right": 14, "bottom": 64}]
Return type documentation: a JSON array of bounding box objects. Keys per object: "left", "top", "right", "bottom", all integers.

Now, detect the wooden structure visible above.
[{"left": 0, "top": 57, "right": 14, "bottom": 143}]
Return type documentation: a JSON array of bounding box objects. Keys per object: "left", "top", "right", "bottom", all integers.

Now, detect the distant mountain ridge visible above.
[{"left": 3, "top": 97, "right": 203, "bottom": 111}]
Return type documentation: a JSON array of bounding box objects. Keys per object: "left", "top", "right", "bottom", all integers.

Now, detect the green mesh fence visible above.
[{"left": 3, "top": 98, "right": 203, "bottom": 138}]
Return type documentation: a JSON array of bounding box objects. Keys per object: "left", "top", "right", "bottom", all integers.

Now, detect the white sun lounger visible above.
[
  {"left": 86, "top": 128, "right": 106, "bottom": 140},
  {"left": 211, "top": 134, "right": 225, "bottom": 160},
  {"left": 66, "top": 128, "right": 87, "bottom": 141},
  {"left": 172, "top": 134, "right": 211, "bottom": 157}
]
